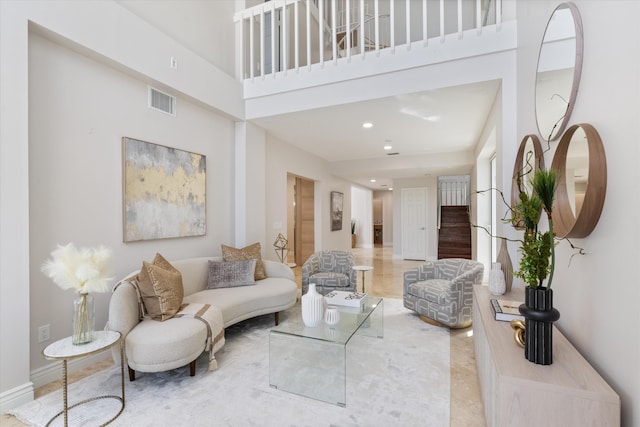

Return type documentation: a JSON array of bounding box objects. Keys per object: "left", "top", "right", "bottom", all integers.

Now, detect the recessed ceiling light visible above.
[
  {"left": 370, "top": 179, "right": 376, "bottom": 183},
  {"left": 384, "top": 145, "right": 392, "bottom": 150},
  {"left": 388, "top": 187, "right": 393, "bottom": 191},
  {"left": 362, "top": 122, "right": 373, "bottom": 129}
]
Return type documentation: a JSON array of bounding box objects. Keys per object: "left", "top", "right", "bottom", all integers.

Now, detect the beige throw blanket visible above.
[{"left": 175, "top": 303, "right": 225, "bottom": 371}]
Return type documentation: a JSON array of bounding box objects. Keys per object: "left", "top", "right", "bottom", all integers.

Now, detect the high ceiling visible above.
[{"left": 250, "top": 80, "right": 501, "bottom": 190}]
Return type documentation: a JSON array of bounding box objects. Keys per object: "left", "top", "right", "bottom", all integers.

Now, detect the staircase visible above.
[{"left": 438, "top": 206, "right": 472, "bottom": 259}]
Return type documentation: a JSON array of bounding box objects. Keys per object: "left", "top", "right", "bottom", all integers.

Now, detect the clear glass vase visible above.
[{"left": 72, "top": 293, "right": 95, "bottom": 345}]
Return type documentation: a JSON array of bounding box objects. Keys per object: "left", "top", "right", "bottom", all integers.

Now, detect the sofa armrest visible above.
[
  {"left": 106, "top": 281, "right": 142, "bottom": 365},
  {"left": 263, "top": 260, "right": 295, "bottom": 282},
  {"left": 443, "top": 265, "right": 484, "bottom": 303}
]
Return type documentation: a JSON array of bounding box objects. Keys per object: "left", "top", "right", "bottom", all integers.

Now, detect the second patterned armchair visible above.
[
  {"left": 301, "top": 250, "right": 357, "bottom": 295},
  {"left": 403, "top": 258, "right": 484, "bottom": 328}
]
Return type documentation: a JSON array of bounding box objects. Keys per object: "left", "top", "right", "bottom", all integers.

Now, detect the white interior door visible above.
[{"left": 401, "top": 187, "right": 428, "bottom": 260}]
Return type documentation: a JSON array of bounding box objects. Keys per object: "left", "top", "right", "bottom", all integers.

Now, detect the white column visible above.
[{"left": 0, "top": 1, "right": 34, "bottom": 412}]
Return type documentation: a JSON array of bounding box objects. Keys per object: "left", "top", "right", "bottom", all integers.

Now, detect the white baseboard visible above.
[
  {"left": 0, "top": 382, "right": 34, "bottom": 414},
  {"left": 29, "top": 349, "right": 111, "bottom": 390},
  {"left": 2, "top": 349, "right": 113, "bottom": 414}
]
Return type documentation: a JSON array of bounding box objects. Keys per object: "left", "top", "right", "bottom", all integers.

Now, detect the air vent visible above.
[
  {"left": 148, "top": 87, "right": 176, "bottom": 116},
  {"left": 387, "top": 152, "right": 400, "bottom": 156}
]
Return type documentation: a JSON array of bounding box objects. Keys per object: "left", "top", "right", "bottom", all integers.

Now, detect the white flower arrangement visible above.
[{"left": 41, "top": 243, "right": 114, "bottom": 294}]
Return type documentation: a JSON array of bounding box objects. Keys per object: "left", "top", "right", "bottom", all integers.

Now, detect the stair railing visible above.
[
  {"left": 336, "top": 13, "right": 391, "bottom": 56},
  {"left": 437, "top": 176, "right": 471, "bottom": 229}
]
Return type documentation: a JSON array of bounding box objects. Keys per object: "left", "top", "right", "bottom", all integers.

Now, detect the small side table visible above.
[
  {"left": 43, "top": 330, "right": 125, "bottom": 427},
  {"left": 352, "top": 265, "right": 373, "bottom": 293}
]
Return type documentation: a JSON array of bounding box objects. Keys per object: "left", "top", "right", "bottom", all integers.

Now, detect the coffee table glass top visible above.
[
  {"left": 271, "top": 297, "right": 383, "bottom": 344},
  {"left": 269, "top": 297, "right": 383, "bottom": 406}
]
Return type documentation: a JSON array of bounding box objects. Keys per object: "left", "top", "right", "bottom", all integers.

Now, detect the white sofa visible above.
[{"left": 107, "top": 256, "right": 297, "bottom": 380}]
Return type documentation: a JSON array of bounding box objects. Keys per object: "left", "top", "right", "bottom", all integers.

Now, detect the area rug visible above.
[{"left": 10, "top": 298, "right": 450, "bottom": 426}]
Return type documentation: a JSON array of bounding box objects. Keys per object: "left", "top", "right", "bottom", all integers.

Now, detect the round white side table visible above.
[
  {"left": 352, "top": 265, "right": 373, "bottom": 293},
  {"left": 43, "top": 330, "right": 125, "bottom": 427}
]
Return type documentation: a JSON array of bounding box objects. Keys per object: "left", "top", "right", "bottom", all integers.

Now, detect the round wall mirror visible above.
[
  {"left": 535, "top": 2, "right": 583, "bottom": 141},
  {"left": 551, "top": 124, "right": 607, "bottom": 238},
  {"left": 511, "top": 135, "right": 545, "bottom": 229}
]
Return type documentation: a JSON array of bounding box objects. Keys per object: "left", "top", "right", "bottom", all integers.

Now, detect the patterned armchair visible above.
[
  {"left": 403, "top": 259, "right": 484, "bottom": 328},
  {"left": 301, "top": 250, "right": 357, "bottom": 295}
]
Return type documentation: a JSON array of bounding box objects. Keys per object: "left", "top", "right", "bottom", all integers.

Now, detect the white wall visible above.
[
  {"left": 351, "top": 186, "right": 373, "bottom": 248},
  {"left": 263, "top": 135, "right": 354, "bottom": 262},
  {"left": 374, "top": 190, "right": 394, "bottom": 246},
  {"left": 472, "top": 84, "right": 503, "bottom": 275},
  {"left": 28, "top": 31, "right": 235, "bottom": 371},
  {"left": 117, "top": 0, "right": 237, "bottom": 77},
  {"left": 237, "top": 122, "right": 267, "bottom": 248},
  {"left": 516, "top": 1, "right": 640, "bottom": 425},
  {"left": 0, "top": 0, "right": 242, "bottom": 409}
]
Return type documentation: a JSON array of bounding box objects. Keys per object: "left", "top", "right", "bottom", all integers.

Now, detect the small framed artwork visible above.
[
  {"left": 122, "top": 137, "right": 206, "bottom": 242},
  {"left": 330, "top": 191, "right": 344, "bottom": 231}
]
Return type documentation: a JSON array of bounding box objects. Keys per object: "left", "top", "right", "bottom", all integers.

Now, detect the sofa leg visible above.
[
  {"left": 189, "top": 359, "right": 196, "bottom": 376},
  {"left": 128, "top": 366, "right": 136, "bottom": 382},
  {"left": 274, "top": 312, "right": 280, "bottom": 326}
]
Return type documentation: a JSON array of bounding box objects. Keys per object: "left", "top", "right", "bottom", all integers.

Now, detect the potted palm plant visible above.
[{"left": 511, "top": 168, "right": 560, "bottom": 365}]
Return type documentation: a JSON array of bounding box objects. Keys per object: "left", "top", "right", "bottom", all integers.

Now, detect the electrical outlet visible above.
[{"left": 38, "top": 324, "right": 50, "bottom": 343}]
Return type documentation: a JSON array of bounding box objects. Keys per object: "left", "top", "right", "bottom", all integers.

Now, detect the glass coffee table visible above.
[{"left": 269, "top": 297, "right": 383, "bottom": 407}]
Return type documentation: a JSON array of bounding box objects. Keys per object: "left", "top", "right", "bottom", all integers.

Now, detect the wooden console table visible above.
[{"left": 472, "top": 285, "right": 620, "bottom": 426}]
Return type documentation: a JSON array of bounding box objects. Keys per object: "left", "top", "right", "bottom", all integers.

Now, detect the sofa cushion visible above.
[
  {"left": 185, "top": 277, "right": 297, "bottom": 328},
  {"left": 207, "top": 259, "right": 257, "bottom": 289},
  {"left": 125, "top": 316, "right": 208, "bottom": 371},
  {"left": 407, "top": 279, "right": 451, "bottom": 305},
  {"left": 222, "top": 243, "right": 266, "bottom": 280},
  {"left": 136, "top": 253, "right": 184, "bottom": 321}
]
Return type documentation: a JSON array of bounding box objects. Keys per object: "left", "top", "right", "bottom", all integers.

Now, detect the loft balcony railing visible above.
[{"left": 234, "top": 0, "right": 508, "bottom": 82}]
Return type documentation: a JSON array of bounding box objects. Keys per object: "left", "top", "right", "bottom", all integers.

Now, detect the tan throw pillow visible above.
[
  {"left": 206, "top": 259, "right": 257, "bottom": 289},
  {"left": 136, "top": 253, "right": 184, "bottom": 321},
  {"left": 221, "top": 242, "right": 266, "bottom": 280}
]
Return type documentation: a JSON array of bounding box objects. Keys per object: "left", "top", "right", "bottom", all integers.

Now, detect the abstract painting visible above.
[
  {"left": 331, "top": 191, "right": 343, "bottom": 231},
  {"left": 123, "top": 137, "right": 206, "bottom": 242}
]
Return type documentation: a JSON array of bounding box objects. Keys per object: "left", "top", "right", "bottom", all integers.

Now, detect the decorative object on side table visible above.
[
  {"left": 324, "top": 306, "right": 340, "bottom": 327},
  {"left": 496, "top": 239, "right": 513, "bottom": 293},
  {"left": 324, "top": 290, "right": 367, "bottom": 308},
  {"left": 510, "top": 319, "right": 526, "bottom": 348},
  {"left": 273, "top": 233, "right": 289, "bottom": 263},
  {"left": 490, "top": 299, "right": 524, "bottom": 322},
  {"left": 488, "top": 262, "right": 506, "bottom": 296},
  {"left": 301, "top": 283, "right": 325, "bottom": 327},
  {"left": 512, "top": 169, "right": 560, "bottom": 365},
  {"left": 41, "top": 243, "right": 114, "bottom": 345}
]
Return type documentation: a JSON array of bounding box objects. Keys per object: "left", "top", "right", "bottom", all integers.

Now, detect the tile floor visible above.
[{"left": 1, "top": 246, "right": 486, "bottom": 426}]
